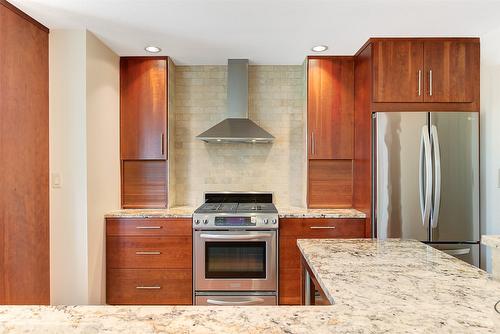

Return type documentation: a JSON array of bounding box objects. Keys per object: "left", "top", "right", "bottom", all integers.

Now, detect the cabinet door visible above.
[
  {"left": 120, "top": 58, "right": 167, "bottom": 160},
  {"left": 372, "top": 40, "right": 424, "bottom": 102},
  {"left": 278, "top": 218, "right": 365, "bottom": 305},
  {"left": 423, "top": 41, "right": 479, "bottom": 103},
  {"left": 308, "top": 57, "right": 354, "bottom": 159}
]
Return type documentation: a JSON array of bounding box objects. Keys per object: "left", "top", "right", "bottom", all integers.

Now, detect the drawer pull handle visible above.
[
  {"left": 136, "top": 286, "right": 161, "bottom": 290},
  {"left": 135, "top": 226, "right": 162, "bottom": 229},
  {"left": 135, "top": 251, "right": 161, "bottom": 255},
  {"left": 309, "top": 226, "right": 336, "bottom": 229}
]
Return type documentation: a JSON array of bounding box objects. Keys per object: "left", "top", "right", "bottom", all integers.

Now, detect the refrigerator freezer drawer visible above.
[{"left": 429, "top": 243, "right": 479, "bottom": 267}]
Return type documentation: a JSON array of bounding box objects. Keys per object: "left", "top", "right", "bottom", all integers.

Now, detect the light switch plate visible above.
[{"left": 51, "top": 172, "right": 62, "bottom": 188}]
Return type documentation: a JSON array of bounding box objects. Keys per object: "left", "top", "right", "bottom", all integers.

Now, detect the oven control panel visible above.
[{"left": 193, "top": 215, "right": 278, "bottom": 229}]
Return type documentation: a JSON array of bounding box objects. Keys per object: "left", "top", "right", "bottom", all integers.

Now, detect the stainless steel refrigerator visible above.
[{"left": 372, "top": 112, "right": 480, "bottom": 266}]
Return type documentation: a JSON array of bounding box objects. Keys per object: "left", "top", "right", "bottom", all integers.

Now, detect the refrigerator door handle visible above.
[
  {"left": 419, "top": 126, "right": 432, "bottom": 226},
  {"left": 430, "top": 125, "right": 441, "bottom": 229}
]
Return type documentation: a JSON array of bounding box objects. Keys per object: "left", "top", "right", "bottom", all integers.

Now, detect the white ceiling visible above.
[{"left": 11, "top": 0, "right": 500, "bottom": 65}]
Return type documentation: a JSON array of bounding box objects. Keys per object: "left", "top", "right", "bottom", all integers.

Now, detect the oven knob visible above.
[
  {"left": 263, "top": 218, "right": 269, "bottom": 224},
  {"left": 203, "top": 219, "right": 209, "bottom": 225},
  {"left": 272, "top": 219, "right": 277, "bottom": 224},
  {"left": 194, "top": 219, "right": 200, "bottom": 225}
]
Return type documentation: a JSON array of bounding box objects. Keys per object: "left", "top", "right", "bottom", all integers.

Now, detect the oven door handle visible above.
[
  {"left": 206, "top": 297, "right": 265, "bottom": 305},
  {"left": 199, "top": 233, "right": 273, "bottom": 240}
]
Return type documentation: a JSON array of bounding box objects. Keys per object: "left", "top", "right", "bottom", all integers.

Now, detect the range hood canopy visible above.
[{"left": 196, "top": 59, "right": 275, "bottom": 143}]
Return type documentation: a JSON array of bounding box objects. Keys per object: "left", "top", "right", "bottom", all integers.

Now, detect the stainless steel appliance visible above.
[
  {"left": 373, "top": 112, "right": 480, "bottom": 266},
  {"left": 193, "top": 193, "right": 279, "bottom": 305},
  {"left": 196, "top": 59, "right": 274, "bottom": 143}
]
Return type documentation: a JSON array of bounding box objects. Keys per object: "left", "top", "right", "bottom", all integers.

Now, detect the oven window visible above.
[{"left": 205, "top": 242, "right": 266, "bottom": 279}]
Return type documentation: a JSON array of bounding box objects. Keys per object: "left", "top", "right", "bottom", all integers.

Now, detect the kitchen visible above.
[{"left": 1, "top": 0, "right": 500, "bottom": 332}]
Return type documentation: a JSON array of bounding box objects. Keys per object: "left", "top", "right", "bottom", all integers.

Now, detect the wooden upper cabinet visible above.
[
  {"left": 120, "top": 57, "right": 168, "bottom": 160},
  {"left": 307, "top": 57, "right": 354, "bottom": 159},
  {"left": 372, "top": 40, "right": 424, "bottom": 103},
  {"left": 423, "top": 41, "right": 479, "bottom": 103},
  {"left": 371, "top": 38, "right": 480, "bottom": 106}
]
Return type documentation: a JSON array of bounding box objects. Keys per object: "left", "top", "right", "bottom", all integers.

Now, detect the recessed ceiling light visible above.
[
  {"left": 145, "top": 46, "right": 161, "bottom": 53},
  {"left": 311, "top": 45, "right": 328, "bottom": 52}
]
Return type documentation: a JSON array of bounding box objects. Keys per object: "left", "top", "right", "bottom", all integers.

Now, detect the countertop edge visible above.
[{"left": 481, "top": 235, "right": 500, "bottom": 249}]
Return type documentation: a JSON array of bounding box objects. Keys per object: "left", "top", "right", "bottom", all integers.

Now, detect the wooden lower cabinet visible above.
[
  {"left": 279, "top": 268, "right": 302, "bottom": 305},
  {"left": 107, "top": 269, "right": 192, "bottom": 305},
  {"left": 278, "top": 218, "right": 365, "bottom": 305},
  {"left": 107, "top": 236, "right": 192, "bottom": 269},
  {"left": 106, "top": 218, "right": 192, "bottom": 305}
]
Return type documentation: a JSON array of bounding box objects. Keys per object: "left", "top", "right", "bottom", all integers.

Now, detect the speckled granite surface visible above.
[
  {"left": 277, "top": 207, "right": 366, "bottom": 219},
  {"left": 1, "top": 239, "right": 499, "bottom": 333},
  {"left": 105, "top": 206, "right": 196, "bottom": 218},
  {"left": 298, "top": 239, "right": 500, "bottom": 332},
  {"left": 105, "top": 207, "right": 366, "bottom": 219},
  {"left": 482, "top": 235, "right": 500, "bottom": 281},
  {"left": 482, "top": 235, "right": 500, "bottom": 249}
]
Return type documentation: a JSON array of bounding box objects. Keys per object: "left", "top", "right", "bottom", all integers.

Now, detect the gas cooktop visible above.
[
  {"left": 194, "top": 202, "right": 278, "bottom": 214},
  {"left": 193, "top": 192, "right": 279, "bottom": 229}
]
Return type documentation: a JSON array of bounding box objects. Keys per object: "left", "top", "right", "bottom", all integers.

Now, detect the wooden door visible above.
[
  {"left": 423, "top": 40, "right": 479, "bottom": 103},
  {"left": 120, "top": 57, "right": 167, "bottom": 160},
  {"left": 308, "top": 57, "right": 354, "bottom": 159},
  {"left": 0, "top": 1, "right": 50, "bottom": 304},
  {"left": 372, "top": 40, "right": 424, "bottom": 102}
]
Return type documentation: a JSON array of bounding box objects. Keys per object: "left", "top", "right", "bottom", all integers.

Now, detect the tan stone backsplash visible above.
[{"left": 171, "top": 64, "right": 306, "bottom": 207}]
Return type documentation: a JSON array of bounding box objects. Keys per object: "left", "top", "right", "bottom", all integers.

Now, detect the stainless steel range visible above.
[{"left": 193, "top": 192, "right": 278, "bottom": 306}]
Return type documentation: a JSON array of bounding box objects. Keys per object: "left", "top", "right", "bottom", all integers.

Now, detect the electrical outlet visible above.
[{"left": 51, "top": 173, "right": 62, "bottom": 188}]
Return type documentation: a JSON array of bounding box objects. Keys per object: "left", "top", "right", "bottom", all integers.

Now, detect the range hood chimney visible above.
[{"left": 196, "top": 59, "right": 275, "bottom": 143}]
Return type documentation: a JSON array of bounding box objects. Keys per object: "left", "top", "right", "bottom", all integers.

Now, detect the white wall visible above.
[
  {"left": 50, "top": 30, "right": 120, "bottom": 304},
  {"left": 85, "top": 31, "right": 120, "bottom": 304},
  {"left": 480, "top": 27, "right": 500, "bottom": 272},
  {"left": 49, "top": 30, "right": 89, "bottom": 304}
]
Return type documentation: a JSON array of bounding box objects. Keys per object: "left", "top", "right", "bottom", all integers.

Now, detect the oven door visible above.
[{"left": 194, "top": 230, "right": 277, "bottom": 291}]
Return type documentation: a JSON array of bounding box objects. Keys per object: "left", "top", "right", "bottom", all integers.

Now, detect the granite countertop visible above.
[
  {"left": 105, "top": 207, "right": 366, "bottom": 219},
  {"left": 2, "top": 239, "right": 499, "bottom": 333},
  {"left": 298, "top": 239, "right": 500, "bottom": 332},
  {"left": 105, "top": 206, "right": 196, "bottom": 218},
  {"left": 277, "top": 207, "right": 366, "bottom": 219},
  {"left": 482, "top": 235, "right": 500, "bottom": 249}
]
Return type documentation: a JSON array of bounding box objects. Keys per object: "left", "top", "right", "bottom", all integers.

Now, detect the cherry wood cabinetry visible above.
[
  {"left": 371, "top": 38, "right": 479, "bottom": 109},
  {"left": 106, "top": 218, "right": 192, "bottom": 305},
  {"left": 423, "top": 41, "right": 479, "bottom": 103},
  {"left": 121, "top": 160, "right": 168, "bottom": 208},
  {"left": 120, "top": 57, "right": 169, "bottom": 208},
  {"left": 278, "top": 218, "right": 365, "bottom": 305},
  {"left": 120, "top": 57, "right": 167, "bottom": 160},
  {"left": 308, "top": 160, "right": 353, "bottom": 209},
  {"left": 307, "top": 57, "right": 355, "bottom": 208},
  {"left": 372, "top": 40, "right": 424, "bottom": 103},
  {"left": 0, "top": 0, "right": 49, "bottom": 304},
  {"left": 308, "top": 57, "right": 354, "bottom": 159}
]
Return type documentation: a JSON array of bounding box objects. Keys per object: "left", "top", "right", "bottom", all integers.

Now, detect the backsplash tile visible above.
[{"left": 172, "top": 65, "right": 306, "bottom": 207}]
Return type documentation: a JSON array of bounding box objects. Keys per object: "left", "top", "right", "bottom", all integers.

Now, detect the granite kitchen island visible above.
[{"left": 1, "top": 239, "right": 499, "bottom": 333}]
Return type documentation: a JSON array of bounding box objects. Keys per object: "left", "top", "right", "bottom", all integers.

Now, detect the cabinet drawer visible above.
[
  {"left": 280, "top": 218, "right": 365, "bottom": 237},
  {"left": 107, "top": 269, "right": 192, "bottom": 305},
  {"left": 106, "top": 218, "right": 191, "bottom": 236},
  {"left": 107, "top": 236, "right": 192, "bottom": 269}
]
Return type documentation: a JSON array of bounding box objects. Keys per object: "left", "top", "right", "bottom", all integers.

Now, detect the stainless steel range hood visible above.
[{"left": 196, "top": 59, "right": 275, "bottom": 143}]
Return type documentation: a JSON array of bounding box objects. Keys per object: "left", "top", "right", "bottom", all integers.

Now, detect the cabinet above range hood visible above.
[{"left": 196, "top": 59, "right": 275, "bottom": 143}]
